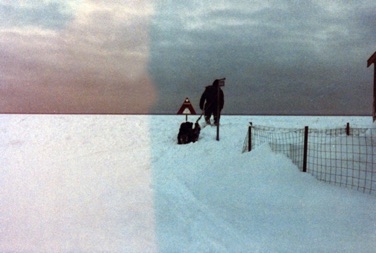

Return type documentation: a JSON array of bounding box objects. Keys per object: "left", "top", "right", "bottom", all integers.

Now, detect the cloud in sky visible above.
[
  {"left": 0, "top": 0, "right": 375, "bottom": 114},
  {"left": 0, "top": 1, "right": 73, "bottom": 29},
  {"left": 0, "top": 0, "right": 156, "bottom": 113}
]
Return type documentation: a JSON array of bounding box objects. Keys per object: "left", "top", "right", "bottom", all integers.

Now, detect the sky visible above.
[{"left": 0, "top": 0, "right": 375, "bottom": 115}]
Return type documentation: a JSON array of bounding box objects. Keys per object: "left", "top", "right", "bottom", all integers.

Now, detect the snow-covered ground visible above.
[{"left": 0, "top": 114, "right": 375, "bottom": 252}]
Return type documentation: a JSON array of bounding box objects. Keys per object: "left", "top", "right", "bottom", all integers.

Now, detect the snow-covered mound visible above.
[{"left": 0, "top": 114, "right": 375, "bottom": 252}]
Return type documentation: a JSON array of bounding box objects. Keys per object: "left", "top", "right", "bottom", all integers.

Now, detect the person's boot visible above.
[
  {"left": 205, "top": 116, "right": 211, "bottom": 125},
  {"left": 213, "top": 116, "right": 219, "bottom": 126}
]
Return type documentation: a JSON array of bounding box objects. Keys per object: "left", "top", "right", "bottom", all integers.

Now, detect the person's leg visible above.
[
  {"left": 204, "top": 110, "right": 211, "bottom": 124},
  {"left": 213, "top": 111, "right": 220, "bottom": 125}
]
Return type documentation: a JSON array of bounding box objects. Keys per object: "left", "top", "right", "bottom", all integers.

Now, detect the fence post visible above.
[
  {"left": 248, "top": 122, "right": 252, "bottom": 152},
  {"left": 346, "top": 122, "right": 350, "bottom": 136},
  {"left": 303, "top": 126, "right": 309, "bottom": 172}
]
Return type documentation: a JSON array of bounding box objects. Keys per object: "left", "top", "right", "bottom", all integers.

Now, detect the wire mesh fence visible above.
[
  {"left": 242, "top": 123, "right": 376, "bottom": 195},
  {"left": 242, "top": 124, "right": 306, "bottom": 170}
]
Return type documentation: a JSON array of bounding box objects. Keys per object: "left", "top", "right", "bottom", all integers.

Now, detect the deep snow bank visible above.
[
  {"left": 0, "top": 115, "right": 157, "bottom": 252},
  {"left": 0, "top": 114, "right": 374, "bottom": 252},
  {"left": 150, "top": 115, "right": 376, "bottom": 252}
]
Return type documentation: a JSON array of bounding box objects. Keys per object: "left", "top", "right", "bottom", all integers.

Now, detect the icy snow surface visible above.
[{"left": 0, "top": 114, "right": 375, "bottom": 252}]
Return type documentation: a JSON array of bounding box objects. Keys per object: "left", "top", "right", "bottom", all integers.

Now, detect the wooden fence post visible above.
[
  {"left": 303, "top": 126, "right": 309, "bottom": 172},
  {"left": 248, "top": 122, "right": 252, "bottom": 152},
  {"left": 346, "top": 122, "right": 350, "bottom": 136},
  {"left": 367, "top": 51, "right": 376, "bottom": 122}
]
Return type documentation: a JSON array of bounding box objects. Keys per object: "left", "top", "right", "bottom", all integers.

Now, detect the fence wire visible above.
[
  {"left": 243, "top": 124, "right": 376, "bottom": 195},
  {"left": 307, "top": 128, "right": 375, "bottom": 194},
  {"left": 242, "top": 125, "right": 305, "bottom": 170}
]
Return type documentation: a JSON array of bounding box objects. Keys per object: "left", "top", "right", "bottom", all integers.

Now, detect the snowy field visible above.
[{"left": 0, "top": 114, "right": 375, "bottom": 252}]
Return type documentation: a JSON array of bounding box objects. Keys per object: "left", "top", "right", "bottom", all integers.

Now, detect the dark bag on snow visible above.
[{"left": 177, "top": 121, "right": 201, "bottom": 144}]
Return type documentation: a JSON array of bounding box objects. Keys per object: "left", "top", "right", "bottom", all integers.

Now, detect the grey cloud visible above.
[
  {"left": 0, "top": 2, "right": 156, "bottom": 114},
  {"left": 0, "top": 2, "right": 73, "bottom": 30}
]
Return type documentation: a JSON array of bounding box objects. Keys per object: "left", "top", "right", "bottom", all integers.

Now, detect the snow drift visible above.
[{"left": 0, "top": 114, "right": 375, "bottom": 252}]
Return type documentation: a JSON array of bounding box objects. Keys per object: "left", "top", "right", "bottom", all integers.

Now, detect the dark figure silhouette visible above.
[{"left": 199, "top": 79, "right": 224, "bottom": 125}]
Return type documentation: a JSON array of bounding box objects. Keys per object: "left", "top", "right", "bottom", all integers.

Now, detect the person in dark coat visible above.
[{"left": 199, "top": 79, "right": 224, "bottom": 125}]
